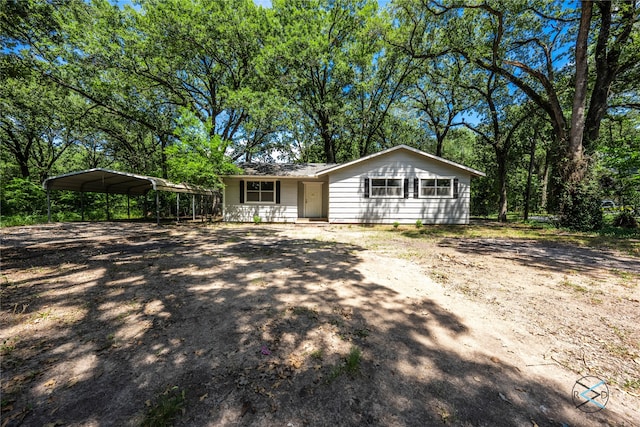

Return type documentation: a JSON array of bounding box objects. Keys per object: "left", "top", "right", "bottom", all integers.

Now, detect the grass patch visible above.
[
  {"left": 1, "top": 338, "right": 17, "bottom": 356},
  {"left": 142, "top": 386, "right": 185, "bottom": 427},
  {"left": 328, "top": 346, "right": 362, "bottom": 381},
  {"left": 309, "top": 349, "right": 324, "bottom": 361},
  {"left": 560, "top": 278, "right": 587, "bottom": 293},
  {"left": 398, "top": 220, "right": 640, "bottom": 256},
  {"left": 623, "top": 378, "right": 640, "bottom": 392},
  {"left": 289, "top": 306, "right": 318, "bottom": 320}
]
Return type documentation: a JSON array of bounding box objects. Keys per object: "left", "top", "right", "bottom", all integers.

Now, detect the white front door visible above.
[{"left": 304, "top": 182, "right": 323, "bottom": 218}]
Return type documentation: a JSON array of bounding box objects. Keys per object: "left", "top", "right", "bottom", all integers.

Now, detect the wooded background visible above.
[{"left": 1, "top": 0, "right": 639, "bottom": 229}]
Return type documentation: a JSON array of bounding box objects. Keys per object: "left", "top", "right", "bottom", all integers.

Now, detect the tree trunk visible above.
[
  {"left": 540, "top": 147, "right": 551, "bottom": 212},
  {"left": 496, "top": 147, "right": 508, "bottom": 222},
  {"left": 159, "top": 134, "right": 169, "bottom": 179},
  {"left": 319, "top": 115, "right": 335, "bottom": 163},
  {"left": 584, "top": 1, "right": 636, "bottom": 151},
  {"left": 524, "top": 135, "right": 537, "bottom": 220},
  {"left": 435, "top": 134, "right": 444, "bottom": 157},
  {"left": 566, "top": 1, "right": 593, "bottom": 183}
]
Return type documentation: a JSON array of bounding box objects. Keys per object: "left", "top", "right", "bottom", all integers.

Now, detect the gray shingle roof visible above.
[{"left": 236, "top": 163, "right": 335, "bottom": 177}]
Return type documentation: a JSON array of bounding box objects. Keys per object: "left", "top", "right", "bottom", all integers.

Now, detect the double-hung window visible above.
[
  {"left": 371, "top": 178, "right": 403, "bottom": 197},
  {"left": 421, "top": 178, "right": 453, "bottom": 197},
  {"left": 246, "top": 180, "right": 275, "bottom": 203}
]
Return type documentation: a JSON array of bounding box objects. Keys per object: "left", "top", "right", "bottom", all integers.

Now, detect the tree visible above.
[
  {"left": 459, "top": 68, "right": 531, "bottom": 222},
  {"left": 165, "top": 110, "right": 239, "bottom": 188},
  {"left": 271, "top": 0, "right": 379, "bottom": 163},
  {"left": 407, "top": 57, "right": 468, "bottom": 157},
  {"left": 0, "top": 70, "right": 85, "bottom": 181},
  {"left": 397, "top": 0, "right": 639, "bottom": 228}
]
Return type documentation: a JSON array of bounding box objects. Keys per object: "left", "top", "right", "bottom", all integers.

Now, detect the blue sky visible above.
[{"left": 253, "top": 0, "right": 390, "bottom": 8}]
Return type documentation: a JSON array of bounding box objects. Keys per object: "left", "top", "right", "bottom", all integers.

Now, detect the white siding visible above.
[
  {"left": 328, "top": 150, "right": 473, "bottom": 224},
  {"left": 224, "top": 178, "right": 298, "bottom": 223}
]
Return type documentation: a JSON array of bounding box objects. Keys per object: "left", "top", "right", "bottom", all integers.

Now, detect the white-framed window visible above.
[
  {"left": 371, "top": 178, "right": 403, "bottom": 198},
  {"left": 420, "top": 178, "right": 453, "bottom": 197},
  {"left": 246, "top": 180, "right": 275, "bottom": 203}
]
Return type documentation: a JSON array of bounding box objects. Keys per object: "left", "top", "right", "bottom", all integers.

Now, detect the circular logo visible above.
[{"left": 572, "top": 376, "right": 609, "bottom": 412}]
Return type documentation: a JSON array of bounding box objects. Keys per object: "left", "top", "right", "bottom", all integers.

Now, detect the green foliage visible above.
[
  {"left": 1, "top": 0, "right": 639, "bottom": 226},
  {"left": 613, "top": 211, "right": 638, "bottom": 229},
  {"left": 328, "top": 345, "right": 362, "bottom": 381},
  {"left": 252, "top": 215, "right": 262, "bottom": 225},
  {"left": 141, "top": 386, "right": 185, "bottom": 427},
  {"left": 165, "top": 110, "right": 239, "bottom": 188},
  {"left": 1, "top": 178, "right": 46, "bottom": 215},
  {"left": 415, "top": 219, "right": 423, "bottom": 228},
  {"left": 392, "top": 221, "right": 400, "bottom": 229},
  {"left": 558, "top": 179, "right": 604, "bottom": 231},
  {"left": 344, "top": 346, "right": 362, "bottom": 375}
]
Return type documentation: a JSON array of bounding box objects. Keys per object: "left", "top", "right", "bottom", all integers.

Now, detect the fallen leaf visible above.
[
  {"left": 498, "top": 392, "right": 511, "bottom": 404},
  {"left": 199, "top": 393, "right": 208, "bottom": 402}
]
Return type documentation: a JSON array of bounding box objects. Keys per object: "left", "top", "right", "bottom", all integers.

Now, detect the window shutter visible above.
[
  {"left": 275, "top": 181, "right": 281, "bottom": 204},
  {"left": 453, "top": 178, "right": 459, "bottom": 199},
  {"left": 239, "top": 180, "right": 245, "bottom": 203},
  {"left": 364, "top": 178, "right": 370, "bottom": 198},
  {"left": 404, "top": 179, "right": 409, "bottom": 199},
  {"left": 413, "top": 178, "right": 419, "bottom": 199}
]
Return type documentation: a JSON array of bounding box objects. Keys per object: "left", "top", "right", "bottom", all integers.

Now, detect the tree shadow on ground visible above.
[
  {"left": 437, "top": 237, "right": 640, "bottom": 277},
  {"left": 0, "top": 223, "right": 628, "bottom": 426}
]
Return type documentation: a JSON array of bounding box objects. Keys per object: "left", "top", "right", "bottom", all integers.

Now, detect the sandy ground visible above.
[{"left": 1, "top": 222, "right": 639, "bottom": 426}]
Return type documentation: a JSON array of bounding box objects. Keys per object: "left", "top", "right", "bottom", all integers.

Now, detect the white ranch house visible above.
[{"left": 222, "top": 145, "right": 485, "bottom": 225}]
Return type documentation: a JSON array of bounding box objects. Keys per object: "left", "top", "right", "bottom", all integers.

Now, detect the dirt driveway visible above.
[{"left": 1, "top": 222, "right": 639, "bottom": 426}]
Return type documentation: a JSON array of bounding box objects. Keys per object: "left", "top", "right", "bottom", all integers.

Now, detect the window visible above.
[
  {"left": 421, "top": 178, "right": 452, "bottom": 197},
  {"left": 371, "top": 178, "right": 403, "bottom": 197},
  {"left": 246, "top": 180, "right": 275, "bottom": 203}
]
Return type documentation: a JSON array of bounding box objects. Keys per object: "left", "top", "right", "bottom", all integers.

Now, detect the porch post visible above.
[
  {"left": 192, "top": 194, "right": 196, "bottom": 221},
  {"left": 156, "top": 191, "right": 160, "bottom": 225},
  {"left": 176, "top": 193, "right": 180, "bottom": 223}
]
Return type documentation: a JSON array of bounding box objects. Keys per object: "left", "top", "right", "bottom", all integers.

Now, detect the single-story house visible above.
[{"left": 221, "top": 144, "right": 485, "bottom": 225}]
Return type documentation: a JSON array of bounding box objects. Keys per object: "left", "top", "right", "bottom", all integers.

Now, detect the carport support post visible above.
[
  {"left": 81, "top": 192, "right": 84, "bottom": 221},
  {"left": 202, "top": 195, "right": 207, "bottom": 222},
  {"left": 176, "top": 193, "right": 180, "bottom": 223},
  {"left": 192, "top": 195, "right": 196, "bottom": 221},
  {"left": 127, "top": 194, "right": 130, "bottom": 219},
  {"left": 155, "top": 191, "right": 160, "bottom": 225},
  {"left": 106, "top": 192, "right": 110, "bottom": 221},
  {"left": 47, "top": 189, "right": 51, "bottom": 223}
]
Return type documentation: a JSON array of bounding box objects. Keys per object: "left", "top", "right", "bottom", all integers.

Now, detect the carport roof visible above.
[{"left": 43, "top": 168, "right": 217, "bottom": 196}]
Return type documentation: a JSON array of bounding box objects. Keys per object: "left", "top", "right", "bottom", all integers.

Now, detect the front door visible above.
[{"left": 304, "top": 182, "right": 323, "bottom": 218}]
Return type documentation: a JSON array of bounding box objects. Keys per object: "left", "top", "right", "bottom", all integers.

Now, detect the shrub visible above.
[
  {"left": 613, "top": 211, "right": 638, "bottom": 229},
  {"left": 415, "top": 219, "right": 423, "bottom": 228},
  {"left": 392, "top": 221, "right": 400, "bottom": 229},
  {"left": 558, "top": 180, "right": 603, "bottom": 231},
  {"left": 1, "top": 177, "right": 46, "bottom": 215},
  {"left": 253, "top": 215, "right": 262, "bottom": 224}
]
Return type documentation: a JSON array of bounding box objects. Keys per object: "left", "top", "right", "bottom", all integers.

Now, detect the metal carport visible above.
[{"left": 42, "top": 168, "right": 218, "bottom": 224}]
